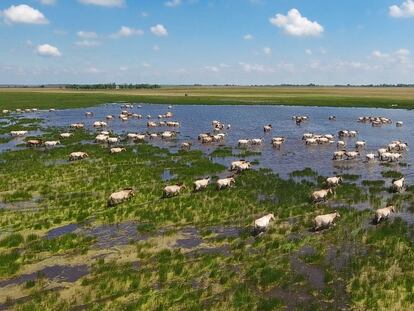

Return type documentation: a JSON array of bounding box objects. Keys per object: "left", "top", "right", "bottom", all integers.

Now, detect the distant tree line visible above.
[
  {"left": 1, "top": 83, "right": 414, "bottom": 89},
  {"left": 67, "top": 83, "right": 160, "bottom": 90}
]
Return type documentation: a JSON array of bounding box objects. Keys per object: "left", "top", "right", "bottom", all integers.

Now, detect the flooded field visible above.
[
  {"left": 1, "top": 103, "right": 414, "bottom": 310},
  {"left": 13, "top": 103, "right": 414, "bottom": 182}
]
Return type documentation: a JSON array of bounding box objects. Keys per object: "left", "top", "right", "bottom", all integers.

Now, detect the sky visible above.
[{"left": 1, "top": 0, "right": 414, "bottom": 85}]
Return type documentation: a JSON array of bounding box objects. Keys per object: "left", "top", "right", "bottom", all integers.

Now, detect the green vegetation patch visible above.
[{"left": 381, "top": 170, "right": 404, "bottom": 179}]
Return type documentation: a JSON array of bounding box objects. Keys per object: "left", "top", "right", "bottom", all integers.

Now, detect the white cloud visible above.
[
  {"left": 263, "top": 47, "right": 272, "bottom": 55},
  {"left": 142, "top": 63, "right": 151, "bottom": 68},
  {"left": 78, "top": 0, "right": 124, "bottom": 7},
  {"left": 204, "top": 66, "right": 220, "bottom": 72},
  {"left": 395, "top": 48, "right": 410, "bottom": 56},
  {"left": 269, "top": 8, "right": 324, "bottom": 37},
  {"left": 77, "top": 31, "right": 98, "bottom": 39},
  {"left": 372, "top": 50, "right": 389, "bottom": 59},
  {"left": 371, "top": 49, "right": 412, "bottom": 64},
  {"left": 2, "top": 4, "right": 49, "bottom": 25},
  {"left": 36, "top": 44, "right": 62, "bottom": 57},
  {"left": 84, "top": 67, "right": 100, "bottom": 74},
  {"left": 40, "top": 0, "right": 57, "bottom": 5},
  {"left": 243, "top": 34, "right": 254, "bottom": 40},
  {"left": 153, "top": 45, "right": 160, "bottom": 51},
  {"left": 140, "top": 12, "right": 148, "bottom": 17},
  {"left": 165, "top": 0, "right": 181, "bottom": 7},
  {"left": 111, "top": 26, "right": 144, "bottom": 38},
  {"left": 239, "top": 62, "right": 270, "bottom": 73},
  {"left": 119, "top": 66, "right": 128, "bottom": 71},
  {"left": 389, "top": 0, "right": 414, "bottom": 18},
  {"left": 305, "top": 49, "right": 312, "bottom": 55},
  {"left": 75, "top": 40, "right": 100, "bottom": 47},
  {"left": 150, "top": 24, "right": 168, "bottom": 37}
]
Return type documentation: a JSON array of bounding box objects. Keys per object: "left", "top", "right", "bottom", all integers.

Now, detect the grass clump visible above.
[
  {"left": 0, "top": 233, "right": 24, "bottom": 248},
  {"left": 26, "top": 233, "right": 93, "bottom": 254},
  {"left": 290, "top": 167, "right": 318, "bottom": 178},
  {"left": 0, "top": 251, "right": 20, "bottom": 276},
  {"left": 342, "top": 174, "right": 360, "bottom": 181},
  {"left": 209, "top": 146, "right": 233, "bottom": 158},
  {"left": 381, "top": 170, "right": 404, "bottom": 179},
  {"left": 2, "top": 190, "right": 32, "bottom": 203}
]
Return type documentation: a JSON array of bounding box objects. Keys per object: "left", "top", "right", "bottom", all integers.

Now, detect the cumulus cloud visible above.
[
  {"left": 372, "top": 50, "right": 389, "bottom": 59},
  {"left": 77, "top": 31, "right": 98, "bottom": 39},
  {"left": 239, "top": 62, "right": 270, "bottom": 73},
  {"left": 243, "top": 34, "right": 254, "bottom": 40},
  {"left": 371, "top": 49, "right": 412, "bottom": 64},
  {"left": 389, "top": 0, "right": 414, "bottom": 17},
  {"left": 111, "top": 26, "right": 144, "bottom": 38},
  {"left": 204, "top": 66, "right": 220, "bottom": 72},
  {"left": 78, "top": 0, "right": 124, "bottom": 7},
  {"left": 2, "top": 4, "right": 49, "bottom": 25},
  {"left": 269, "top": 8, "right": 324, "bottom": 37},
  {"left": 150, "top": 24, "right": 168, "bottom": 36},
  {"left": 165, "top": 0, "right": 181, "bottom": 7},
  {"left": 84, "top": 67, "right": 100, "bottom": 74},
  {"left": 36, "top": 44, "right": 62, "bottom": 57},
  {"left": 263, "top": 47, "right": 272, "bottom": 55}
]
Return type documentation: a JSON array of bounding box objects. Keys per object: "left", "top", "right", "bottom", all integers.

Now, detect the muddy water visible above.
[
  {"left": 0, "top": 265, "right": 89, "bottom": 288},
  {"left": 46, "top": 223, "right": 78, "bottom": 239},
  {"left": 18, "top": 104, "right": 414, "bottom": 184}
]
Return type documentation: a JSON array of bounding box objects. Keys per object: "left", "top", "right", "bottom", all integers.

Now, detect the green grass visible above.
[
  {"left": 381, "top": 170, "right": 404, "bottom": 179},
  {"left": 2, "top": 101, "right": 414, "bottom": 310},
  {"left": 2, "top": 86, "right": 414, "bottom": 110},
  {"left": 209, "top": 146, "right": 233, "bottom": 158}
]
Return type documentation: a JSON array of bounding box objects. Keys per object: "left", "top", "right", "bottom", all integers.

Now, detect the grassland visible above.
[
  {"left": 1, "top": 86, "right": 414, "bottom": 110},
  {"left": 0, "top": 91, "right": 414, "bottom": 311},
  {"left": 1, "top": 97, "right": 414, "bottom": 310}
]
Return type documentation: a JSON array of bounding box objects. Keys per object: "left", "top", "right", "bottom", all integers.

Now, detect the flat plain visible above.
[
  {"left": 0, "top": 90, "right": 414, "bottom": 310},
  {"left": 1, "top": 86, "right": 414, "bottom": 109}
]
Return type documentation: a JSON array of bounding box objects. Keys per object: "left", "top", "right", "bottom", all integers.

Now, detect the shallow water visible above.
[
  {"left": 46, "top": 223, "right": 78, "bottom": 240},
  {"left": 23, "top": 103, "right": 414, "bottom": 184},
  {"left": 0, "top": 265, "right": 89, "bottom": 288}
]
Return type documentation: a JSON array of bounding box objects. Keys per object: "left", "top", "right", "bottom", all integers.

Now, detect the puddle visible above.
[
  {"left": 0, "top": 265, "right": 89, "bottom": 288},
  {"left": 46, "top": 224, "right": 78, "bottom": 240},
  {"left": 175, "top": 227, "right": 202, "bottom": 249},
  {"left": 329, "top": 200, "right": 372, "bottom": 211},
  {"left": 290, "top": 256, "right": 325, "bottom": 290},
  {"left": 325, "top": 244, "right": 354, "bottom": 272},
  {"left": 161, "top": 169, "right": 177, "bottom": 181},
  {"left": 80, "top": 221, "right": 145, "bottom": 248},
  {"left": 297, "top": 245, "right": 316, "bottom": 257},
  {"left": 266, "top": 286, "right": 313, "bottom": 311},
  {"left": 208, "top": 226, "right": 241, "bottom": 238}
]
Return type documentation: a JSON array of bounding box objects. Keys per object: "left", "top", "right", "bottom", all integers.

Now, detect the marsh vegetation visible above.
[{"left": 0, "top": 101, "right": 414, "bottom": 310}]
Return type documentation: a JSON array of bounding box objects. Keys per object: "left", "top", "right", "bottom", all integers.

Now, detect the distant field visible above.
[{"left": 1, "top": 86, "right": 414, "bottom": 110}]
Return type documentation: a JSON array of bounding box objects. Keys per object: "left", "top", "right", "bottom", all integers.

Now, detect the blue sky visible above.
[{"left": 1, "top": 0, "right": 414, "bottom": 85}]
